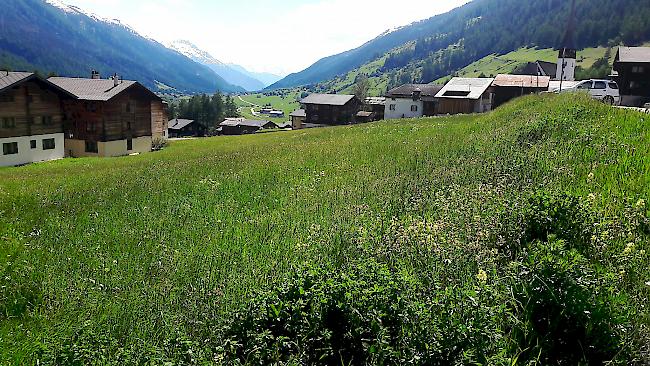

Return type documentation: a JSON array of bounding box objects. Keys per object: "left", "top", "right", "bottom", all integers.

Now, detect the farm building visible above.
[
  {"left": 613, "top": 47, "right": 650, "bottom": 107},
  {"left": 434, "top": 78, "right": 495, "bottom": 115},
  {"left": 518, "top": 61, "right": 558, "bottom": 79},
  {"left": 290, "top": 109, "right": 306, "bottom": 129},
  {"left": 385, "top": 84, "right": 443, "bottom": 119},
  {"left": 0, "top": 71, "right": 76, "bottom": 167},
  {"left": 168, "top": 118, "right": 205, "bottom": 138},
  {"left": 363, "top": 97, "right": 386, "bottom": 121},
  {"left": 219, "top": 118, "right": 277, "bottom": 135},
  {"left": 300, "top": 94, "right": 362, "bottom": 125},
  {"left": 49, "top": 73, "right": 166, "bottom": 157},
  {"left": 491, "top": 74, "right": 551, "bottom": 108}
]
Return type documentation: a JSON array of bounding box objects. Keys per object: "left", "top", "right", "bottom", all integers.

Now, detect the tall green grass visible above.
[{"left": 0, "top": 94, "right": 648, "bottom": 364}]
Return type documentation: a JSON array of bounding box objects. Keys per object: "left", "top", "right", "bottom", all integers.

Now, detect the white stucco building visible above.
[{"left": 384, "top": 84, "right": 444, "bottom": 119}]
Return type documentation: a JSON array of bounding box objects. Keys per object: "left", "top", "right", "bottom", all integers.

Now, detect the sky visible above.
[{"left": 62, "top": 0, "right": 471, "bottom": 76}]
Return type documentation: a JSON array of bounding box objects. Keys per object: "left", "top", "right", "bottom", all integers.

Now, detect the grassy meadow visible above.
[
  {"left": 235, "top": 92, "right": 301, "bottom": 124},
  {"left": 1, "top": 94, "right": 649, "bottom": 364}
]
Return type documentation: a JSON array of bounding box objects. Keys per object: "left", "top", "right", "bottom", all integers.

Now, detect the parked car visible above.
[{"left": 559, "top": 79, "right": 620, "bottom": 105}]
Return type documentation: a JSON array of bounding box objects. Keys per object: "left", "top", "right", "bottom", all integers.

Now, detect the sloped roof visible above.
[
  {"left": 435, "top": 78, "right": 494, "bottom": 100},
  {"left": 300, "top": 93, "right": 357, "bottom": 106},
  {"left": 616, "top": 47, "right": 650, "bottom": 63},
  {"left": 48, "top": 77, "right": 160, "bottom": 102},
  {"left": 0, "top": 71, "right": 33, "bottom": 94},
  {"left": 538, "top": 61, "right": 558, "bottom": 77},
  {"left": 290, "top": 109, "right": 306, "bottom": 117},
  {"left": 386, "top": 84, "right": 443, "bottom": 98},
  {"left": 493, "top": 74, "right": 550, "bottom": 88},
  {"left": 0, "top": 71, "right": 76, "bottom": 97},
  {"left": 168, "top": 118, "right": 195, "bottom": 130},
  {"left": 364, "top": 97, "right": 386, "bottom": 105},
  {"left": 356, "top": 111, "right": 373, "bottom": 118},
  {"left": 219, "top": 118, "right": 276, "bottom": 128}
]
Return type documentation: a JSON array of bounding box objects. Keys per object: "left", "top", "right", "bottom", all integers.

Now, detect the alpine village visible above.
[{"left": 1, "top": 0, "right": 650, "bottom": 365}]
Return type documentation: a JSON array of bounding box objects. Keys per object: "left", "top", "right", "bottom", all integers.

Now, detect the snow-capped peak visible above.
[
  {"left": 44, "top": 0, "right": 139, "bottom": 34},
  {"left": 166, "top": 40, "right": 224, "bottom": 65}
]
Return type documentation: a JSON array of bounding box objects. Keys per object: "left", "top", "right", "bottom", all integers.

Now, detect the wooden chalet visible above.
[
  {"left": 48, "top": 73, "right": 167, "bottom": 157},
  {"left": 435, "top": 78, "right": 495, "bottom": 115},
  {"left": 613, "top": 47, "right": 650, "bottom": 107},
  {"left": 491, "top": 74, "right": 551, "bottom": 108},
  {"left": 168, "top": 118, "right": 205, "bottom": 138},
  {"left": 384, "top": 84, "right": 442, "bottom": 119},
  {"left": 290, "top": 109, "right": 306, "bottom": 129},
  {"left": 300, "top": 94, "right": 362, "bottom": 125},
  {"left": 363, "top": 97, "right": 386, "bottom": 121},
  {"left": 1, "top": 71, "right": 76, "bottom": 167},
  {"left": 219, "top": 118, "right": 277, "bottom": 135}
]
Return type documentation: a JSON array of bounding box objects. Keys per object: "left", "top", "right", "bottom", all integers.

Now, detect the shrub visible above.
[
  {"left": 217, "top": 259, "right": 508, "bottom": 365},
  {"left": 512, "top": 239, "right": 630, "bottom": 365},
  {"left": 152, "top": 137, "right": 168, "bottom": 151}
]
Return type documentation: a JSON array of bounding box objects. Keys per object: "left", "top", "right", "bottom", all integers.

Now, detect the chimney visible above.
[
  {"left": 412, "top": 87, "right": 422, "bottom": 101},
  {"left": 113, "top": 73, "right": 119, "bottom": 87},
  {"left": 91, "top": 70, "right": 100, "bottom": 79}
]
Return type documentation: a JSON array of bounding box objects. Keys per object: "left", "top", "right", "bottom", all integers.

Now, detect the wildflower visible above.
[
  {"left": 587, "top": 172, "right": 595, "bottom": 181},
  {"left": 637, "top": 199, "right": 646, "bottom": 208},
  {"left": 623, "top": 242, "right": 635, "bottom": 255},
  {"left": 588, "top": 193, "right": 596, "bottom": 201},
  {"left": 646, "top": 281, "right": 650, "bottom": 287},
  {"left": 477, "top": 269, "right": 488, "bottom": 284}
]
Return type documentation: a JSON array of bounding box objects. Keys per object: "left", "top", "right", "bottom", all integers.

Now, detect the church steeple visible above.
[{"left": 557, "top": 0, "right": 577, "bottom": 81}]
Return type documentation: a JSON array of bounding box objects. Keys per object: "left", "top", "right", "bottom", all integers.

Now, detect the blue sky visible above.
[{"left": 63, "top": 0, "right": 471, "bottom": 75}]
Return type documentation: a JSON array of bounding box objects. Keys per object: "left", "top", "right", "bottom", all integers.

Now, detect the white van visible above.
[{"left": 560, "top": 79, "right": 620, "bottom": 105}]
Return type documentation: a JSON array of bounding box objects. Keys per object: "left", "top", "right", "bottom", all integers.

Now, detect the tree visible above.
[{"left": 353, "top": 74, "right": 370, "bottom": 101}]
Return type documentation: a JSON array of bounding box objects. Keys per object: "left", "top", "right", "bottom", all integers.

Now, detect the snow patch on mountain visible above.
[{"left": 166, "top": 40, "right": 224, "bottom": 65}]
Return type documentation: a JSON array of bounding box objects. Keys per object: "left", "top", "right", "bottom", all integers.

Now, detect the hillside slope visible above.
[
  {"left": 1, "top": 95, "right": 649, "bottom": 363},
  {"left": 269, "top": 0, "right": 650, "bottom": 90},
  {"left": 0, "top": 0, "right": 243, "bottom": 93}
]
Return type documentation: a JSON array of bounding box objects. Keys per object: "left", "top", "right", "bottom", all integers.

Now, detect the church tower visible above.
[{"left": 556, "top": 0, "right": 577, "bottom": 81}]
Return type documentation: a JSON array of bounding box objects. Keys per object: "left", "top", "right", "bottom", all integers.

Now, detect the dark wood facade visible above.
[
  {"left": 62, "top": 85, "right": 155, "bottom": 143},
  {"left": 613, "top": 48, "right": 650, "bottom": 107},
  {"left": 0, "top": 79, "right": 69, "bottom": 139},
  {"left": 303, "top": 98, "right": 362, "bottom": 125}
]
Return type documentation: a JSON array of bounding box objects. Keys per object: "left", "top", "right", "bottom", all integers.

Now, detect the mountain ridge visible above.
[
  {"left": 166, "top": 40, "right": 267, "bottom": 92},
  {"left": 0, "top": 0, "right": 244, "bottom": 93},
  {"left": 268, "top": 0, "right": 650, "bottom": 91}
]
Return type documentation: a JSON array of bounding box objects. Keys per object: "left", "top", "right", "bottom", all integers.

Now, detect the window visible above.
[
  {"left": 42, "top": 116, "right": 54, "bottom": 126},
  {"left": 632, "top": 66, "right": 645, "bottom": 73},
  {"left": 443, "top": 91, "right": 471, "bottom": 97},
  {"left": 608, "top": 82, "right": 619, "bottom": 90},
  {"left": 3, "top": 142, "right": 18, "bottom": 155},
  {"left": 2, "top": 117, "right": 16, "bottom": 128},
  {"left": 127, "top": 138, "right": 133, "bottom": 151},
  {"left": 42, "top": 138, "right": 56, "bottom": 150},
  {"left": 593, "top": 81, "right": 607, "bottom": 90},
  {"left": 0, "top": 94, "right": 14, "bottom": 103},
  {"left": 389, "top": 104, "right": 396, "bottom": 111},
  {"left": 411, "top": 105, "right": 418, "bottom": 112},
  {"left": 30, "top": 140, "right": 37, "bottom": 149},
  {"left": 85, "top": 141, "right": 98, "bottom": 153},
  {"left": 577, "top": 82, "right": 591, "bottom": 90},
  {"left": 86, "top": 122, "right": 96, "bottom": 133}
]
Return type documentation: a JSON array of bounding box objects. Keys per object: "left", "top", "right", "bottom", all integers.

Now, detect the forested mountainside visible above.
[
  {"left": 0, "top": 0, "right": 243, "bottom": 93},
  {"left": 268, "top": 0, "right": 650, "bottom": 90}
]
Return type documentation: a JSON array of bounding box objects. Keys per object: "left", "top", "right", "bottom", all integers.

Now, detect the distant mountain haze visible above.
[
  {"left": 0, "top": 0, "right": 244, "bottom": 93},
  {"left": 268, "top": 0, "right": 650, "bottom": 90},
  {"left": 166, "top": 40, "right": 270, "bottom": 92}
]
